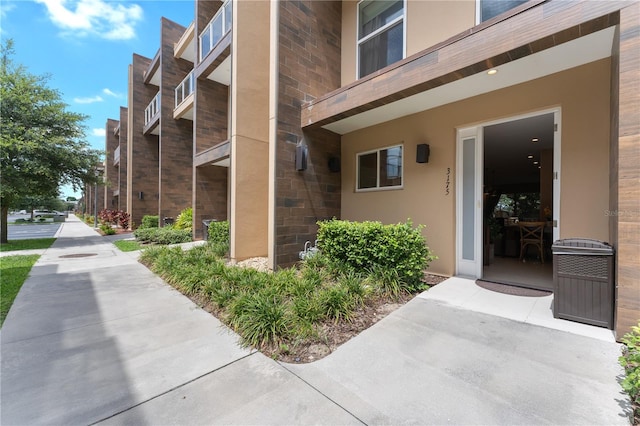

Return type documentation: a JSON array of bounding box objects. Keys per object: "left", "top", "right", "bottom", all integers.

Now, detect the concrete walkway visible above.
[{"left": 1, "top": 215, "right": 630, "bottom": 425}]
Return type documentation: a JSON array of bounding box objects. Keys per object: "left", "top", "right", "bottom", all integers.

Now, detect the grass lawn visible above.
[
  {"left": 0, "top": 255, "right": 39, "bottom": 326},
  {"left": 113, "top": 240, "right": 142, "bottom": 252},
  {"left": 0, "top": 238, "right": 56, "bottom": 252}
]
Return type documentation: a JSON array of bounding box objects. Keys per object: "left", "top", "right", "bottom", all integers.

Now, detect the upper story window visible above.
[
  {"left": 357, "top": 144, "right": 403, "bottom": 191},
  {"left": 478, "top": 0, "right": 528, "bottom": 23},
  {"left": 358, "top": 0, "right": 405, "bottom": 79}
]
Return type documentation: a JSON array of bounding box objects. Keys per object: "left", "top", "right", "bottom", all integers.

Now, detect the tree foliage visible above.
[{"left": 0, "top": 40, "right": 102, "bottom": 242}]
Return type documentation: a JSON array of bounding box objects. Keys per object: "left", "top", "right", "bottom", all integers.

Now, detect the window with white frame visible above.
[
  {"left": 478, "top": 0, "right": 528, "bottom": 23},
  {"left": 357, "top": 145, "right": 403, "bottom": 190},
  {"left": 357, "top": 0, "right": 404, "bottom": 79}
]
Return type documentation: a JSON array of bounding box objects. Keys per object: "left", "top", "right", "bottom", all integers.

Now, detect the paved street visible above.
[{"left": 7, "top": 223, "right": 61, "bottom": 240}]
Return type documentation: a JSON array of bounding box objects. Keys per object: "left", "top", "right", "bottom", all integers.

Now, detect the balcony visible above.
[
  {"left": 199, "top": 0, "right": 232, "bottom": 62},
  {"left": 174, "top": 71, "right": 194, "bottom": 120},
  {"left": 143, "top": 92, "right": 160, "bottom": 135},
  {"left": 174, "top": 21, "right": 196, "bottom": 63},
  {"left": 114, "top": 146, "right": 120, "bottom": 166}
]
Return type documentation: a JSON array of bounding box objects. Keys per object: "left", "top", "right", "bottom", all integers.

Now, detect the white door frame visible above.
[
  {"left": 455, "top": 127, "right": 483, "bottom": 278},
  {"left": 455, "top": 107, "right": 562, "bottom": 278}
]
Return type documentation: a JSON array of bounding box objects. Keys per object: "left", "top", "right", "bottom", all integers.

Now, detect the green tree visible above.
[{"left": 0, "top": 40, "right": 102, "bottom": 242}]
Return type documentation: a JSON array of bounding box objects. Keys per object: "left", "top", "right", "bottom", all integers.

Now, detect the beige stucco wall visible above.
[
  {"left": 341, "top": 0, "right": 476, "bottom": 86},
  {"left": 341, "top": 58, "right": 611, "bottom": 276},
  {"left": 230, "top": 0, "right": 270, "bottom": 260}
]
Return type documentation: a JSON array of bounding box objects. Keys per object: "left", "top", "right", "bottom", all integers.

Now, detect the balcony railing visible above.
[
  {"left": 114, "top": 146, "right": 120, "bottom": 165},
  {"left": 144, "top": 93, "right": 160, "bottom": 125},
  {"left": 199, "top": 0, "right": 232, "bottom": 61},
  {"left": 175, "top": 71, "right": 194, "bottom": 109}
]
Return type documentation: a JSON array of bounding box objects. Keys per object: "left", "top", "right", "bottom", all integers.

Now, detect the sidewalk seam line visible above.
[
  {"left": 1, "top": 302, "right": 193, "bottom": 345},
  {"left": 89, "top": 351, "right": 257, "bottom": 425},
  {"left": 278, "top": 363, "right": 367, "bottom": 425}
]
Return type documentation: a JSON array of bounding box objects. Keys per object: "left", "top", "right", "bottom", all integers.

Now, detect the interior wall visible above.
[{"left": 341, "top": 58, "right": 611, "bottom": 276}]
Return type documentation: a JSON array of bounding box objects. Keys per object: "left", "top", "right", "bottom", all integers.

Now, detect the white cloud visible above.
[
  {"left": 0, "top": 3, "right": 16, "bottom": 34},
  {"left": 35, "top": 0, "right": 144, "bottom": 40},
  {"left": 0, "top": 3, "right": 16, "bottom": 18},
  {"left": 74, "top": 95, "right": 103, "bottom": 104},
  {"left": 102, "top": 88, "right": 123, "bottom": 98},
  {"left": 92, "top": 128, "right": 106, "bottom": 137}
]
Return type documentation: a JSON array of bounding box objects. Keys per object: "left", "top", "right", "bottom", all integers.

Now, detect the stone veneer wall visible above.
[
  {"left": 193, "top": 0, "right": 230, "bottom": 239},
  {"left": 158, "top": 18, "right": 194, "bottom": 223},
  {"left": 104, "top": 118, "right": 120, "bottom": 210},
  {"left": 613, "top": 3, "right": 640, "bottom": 338},
  {"left": 128, "top": 54, "right": 159, "bottom": 228},
  {"left": 194, "top": 166, "right": 228, "bottom": 240},
  {"left": 118, "top": 107, "right": 128, "bottom": 214},
  {"left": 274, "top": 1, "right": 342, "bottom": 266}
]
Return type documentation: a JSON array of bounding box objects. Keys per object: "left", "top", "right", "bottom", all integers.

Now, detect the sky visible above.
[{"left": 0, "top": 0, "right": 195, "bottom": 198}]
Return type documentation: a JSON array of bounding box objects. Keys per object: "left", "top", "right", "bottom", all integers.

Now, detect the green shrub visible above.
[
  {"left": 174, "top": 207, "right": 193, "bottom": 231},
  {"left": 100, "top": 223, "right": 116, "bottom": 235},
  {"left": 317, "top": 219, "right": 436, "bottom": 291},
  {"left": 208, "top": 220, "right": 230, "bottom": 257},
  {"left": 140, "top": 215, "right": 159, "bottom": 229},
  {"left": 134, "top": 227, "right": 192, "bottom": 245},
  {"left": 133, "top": 227, "right": 156, "bottom": 243},
  {"left": 620, "top": 323, "right": 640, "bottom": 422},
  {"left": 154, "top": 228, "right": 192, "bottom": 245}
]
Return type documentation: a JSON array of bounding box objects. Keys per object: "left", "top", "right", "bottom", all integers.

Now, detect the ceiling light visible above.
[
  {"left": 533, "top": 161, "right": 539, "bottom": 165},
  {"left": 487, "top": 69, "right": 498, "bottom": 75},
  {"left": 527, "top": 155, "right": 534, "bottom": 159},
  {"left": 532, "top": 138, "right": 539, "bottom": 142}
]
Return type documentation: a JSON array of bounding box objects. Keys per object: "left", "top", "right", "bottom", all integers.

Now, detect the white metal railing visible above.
[
  {"left": 175, "top": 71, "right": 194, "bottom": 109},
  {"left": 199, "top": 0, "right": 232, "bottom": 61},
  {"left": 144, "top": 93, "right": 160, "bottom": 125},
  {"left": 114, "top": 146, "right": 120, "bottom": 165}
]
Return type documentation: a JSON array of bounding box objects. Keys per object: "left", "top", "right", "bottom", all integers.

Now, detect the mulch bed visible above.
[{"left": 186, "top": 272, "right": 448, "bottom": 364}]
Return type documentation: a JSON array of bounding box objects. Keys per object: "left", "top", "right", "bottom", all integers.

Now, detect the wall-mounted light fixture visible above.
[
  {"left": 416, "top": 143, "right": 430, "bottom": 163},
  {"left": 295, "top": 145, "right": 308, "bottom": 171},
  {"left": 328, "top": 157, "right": 340, "bottom": 173}
]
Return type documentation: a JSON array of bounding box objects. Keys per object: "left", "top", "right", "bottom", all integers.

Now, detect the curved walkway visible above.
[{"left": 0, "top": 215, "right": 629, "bottom": 425}]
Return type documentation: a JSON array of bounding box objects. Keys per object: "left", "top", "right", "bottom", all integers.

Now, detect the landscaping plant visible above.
[
  {"left": 138, "top": 221, "right": 438, "bottom": 358},
  {"left": 208, "top": 220, "right": 229, "bottom": 257},
  {"left": 134, "top": 226, "right": 192, "bottom": 245},
  {"left": 316, "top": 219, "right": 436, "bottom": 292},
  {"left": 173, "top": 207, "right": 192, "bottom": 231},
  {"left": 139, "top": 215, "right": 159, "bottom": 229},
  {"left": 620, "top": 322, "right": 640, "bottom": 424}
]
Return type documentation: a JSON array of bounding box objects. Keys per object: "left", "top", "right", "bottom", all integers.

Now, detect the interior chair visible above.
[{"left": 519, "top": 221, "right": 546, "bottom": 263}]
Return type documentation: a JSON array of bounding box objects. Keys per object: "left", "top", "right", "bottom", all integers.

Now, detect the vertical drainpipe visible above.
[{"left": 267, "top": 0, "right": 280, "bottom": 270}]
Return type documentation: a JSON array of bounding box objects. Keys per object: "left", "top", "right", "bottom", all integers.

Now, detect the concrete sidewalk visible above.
[{"left": 0, "top": 215, "right": 630, "bottom": 425}]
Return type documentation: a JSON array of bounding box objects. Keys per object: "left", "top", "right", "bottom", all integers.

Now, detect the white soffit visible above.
[
  {"left": 208, "top": 55, "right": 232, "bottom": 86},
  {"left": 211, "top": 158, "right": 230, "bottom": 167},
  {"left": 324, "top": 27, "right": 615, "bottom": 135},
  {"left": 148, "top": 67, "right": 161, "bottom": 87}
]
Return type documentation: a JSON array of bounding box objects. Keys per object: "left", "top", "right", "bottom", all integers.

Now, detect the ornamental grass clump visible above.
[{"left": 138, "top": 219, "right": 438, "bottom": 357}]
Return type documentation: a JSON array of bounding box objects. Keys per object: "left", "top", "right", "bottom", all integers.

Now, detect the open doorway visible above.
[{"left": 482, "top": 113, "right": 555, "bottom": 291}]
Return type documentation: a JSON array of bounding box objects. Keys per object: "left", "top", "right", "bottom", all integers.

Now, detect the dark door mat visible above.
[{"left": 475, "top": 280, "right": 552, "bottom": 297}]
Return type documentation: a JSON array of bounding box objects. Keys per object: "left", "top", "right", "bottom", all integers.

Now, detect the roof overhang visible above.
[{"left": 302, "top": 1, "right": 623, "bottom": 135}]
